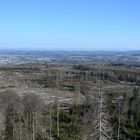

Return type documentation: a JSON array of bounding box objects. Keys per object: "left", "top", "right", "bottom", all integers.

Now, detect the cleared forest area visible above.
[{"left": 0, "top": 63, "right": 140, "bottom": 140}]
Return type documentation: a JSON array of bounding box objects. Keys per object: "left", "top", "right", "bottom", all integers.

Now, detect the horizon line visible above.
[{"left": 0, "top": 49, "right": 140, "bottom": 52}]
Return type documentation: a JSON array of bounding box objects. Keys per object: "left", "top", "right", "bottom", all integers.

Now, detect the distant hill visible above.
[{"left": 0, "top": 50, "right": 140, "bottom": 65}]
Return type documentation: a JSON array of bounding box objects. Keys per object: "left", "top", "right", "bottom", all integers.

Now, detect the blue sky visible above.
[{"left": 0, "top": 0, "right": 140, "bottom": 51}]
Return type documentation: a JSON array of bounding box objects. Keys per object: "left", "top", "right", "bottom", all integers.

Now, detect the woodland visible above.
[{"left": 0, "top": 63, "right": 139, "bottom": 140}]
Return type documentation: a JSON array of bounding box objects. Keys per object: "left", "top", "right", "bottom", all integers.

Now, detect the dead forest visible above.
[{"left": 0, "top": 63, "right": 140, "bottom": 140}]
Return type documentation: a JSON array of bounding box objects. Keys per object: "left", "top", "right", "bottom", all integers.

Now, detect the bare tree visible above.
[
  {"left": 87, "top": 82, "right": 112, "bottom": 140},
  {"left": 117, "top": 102, "right": 121, "bottom": 140},
  {"left": 23, "top": 93, "right": 42, "bottom": 140}
]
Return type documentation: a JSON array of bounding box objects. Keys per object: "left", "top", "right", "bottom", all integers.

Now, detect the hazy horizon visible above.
[{"left": 0, "top": 48, "right": 140, "bottom": 52}]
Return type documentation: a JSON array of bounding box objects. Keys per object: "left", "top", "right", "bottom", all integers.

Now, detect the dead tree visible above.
[
  {"left": 4, "top": 93, "right": 25, "bottom": 140},
  {"left": 117, "top": 102, "right": 121, "bottom": 140},
  {"left": 49, "top": 105, "right": 52, "bottom": 140},
  {"left": 23, "top": 94, "right": 42, "bottom": 140},
  {"left": 54, "top": 98, "right": 60, "bottom": 138},
  {"left": 89, "top": 82, "right": 112, "bottom": 140},
  {"left": 74, "top": 82, "right": 81, "bottom": 106}
]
